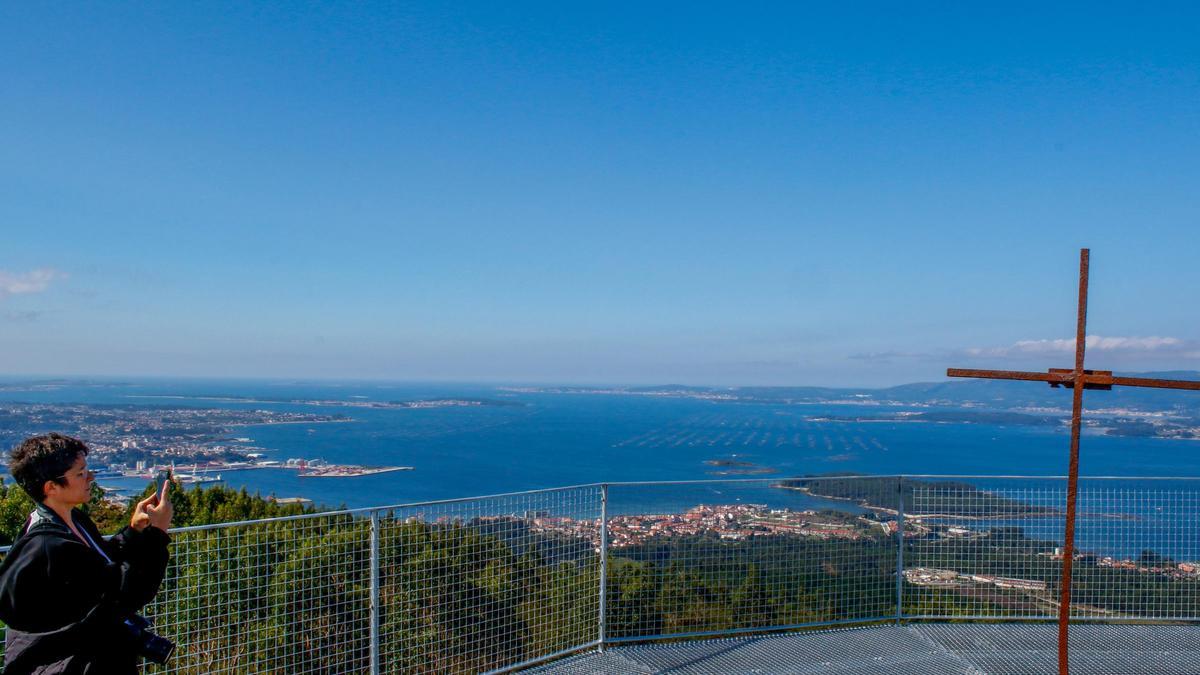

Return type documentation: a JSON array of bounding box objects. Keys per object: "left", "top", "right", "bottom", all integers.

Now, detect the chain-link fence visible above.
[
  {"left": 0, "top": 485, "right": 603, "bottom": 674},
  {"left": 903, "top": 477, "right": 1200, "bottom": 622},
  {"left": 2, "top": 477, "right": 1200, "bottom": 672},
  {"left": 603, "top": 477, "right": 901, "bottom": 642},
  {"left": 151, "top": 511, "right": 373, "bottom": 673},
  {"left": 372, "top": 487, "right": 602, "bottom": 674}
]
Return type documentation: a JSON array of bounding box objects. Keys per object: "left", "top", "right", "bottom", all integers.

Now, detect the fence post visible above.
[
  {"left": 895, "top": 476, "right": 905, "bottom": 625},
  {"left": 370, "top": 510, "right": 381, "bottom": 675},
  {"left": 598, "top": 483, "right": 609, "bottom": 652}
]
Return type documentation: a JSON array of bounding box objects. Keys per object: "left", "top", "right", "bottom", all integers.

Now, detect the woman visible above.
[{"left": 0, "top": 433, "right": 173, "bottom": 674}]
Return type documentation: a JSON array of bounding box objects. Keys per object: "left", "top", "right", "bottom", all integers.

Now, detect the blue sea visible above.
[{"left": 3, "top": 378, "right": 1200, "bottom": 531}]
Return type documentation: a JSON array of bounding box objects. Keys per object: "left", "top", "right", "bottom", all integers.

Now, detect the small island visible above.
[
  {"left": 703, "top": 458, "right": 778, "bottom": 475},
  {"left": 298, "top": 465, "right": 413, "bottom": 478}
]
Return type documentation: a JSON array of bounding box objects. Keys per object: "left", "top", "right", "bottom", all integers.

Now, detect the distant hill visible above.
[
  {"left": 627, "top": 384, "right": 718, "bottom": 393},
  {"left": 879, "top": 371, "right": 1200, "bottom": 412},
  {"left": 716, "top": 371, "right": 1200, "bottom": 414},
  {"left": 527, "top": 373, "right": 1200, "bottom": 416}
]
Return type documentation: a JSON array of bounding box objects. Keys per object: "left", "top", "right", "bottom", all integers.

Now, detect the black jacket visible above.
[{"left": 0, "top": 504, "right": 170, "bottom": 675}]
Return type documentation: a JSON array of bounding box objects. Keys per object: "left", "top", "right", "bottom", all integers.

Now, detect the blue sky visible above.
[{"left": 1, "top": 3, "right": 1197, "bottom": 386}]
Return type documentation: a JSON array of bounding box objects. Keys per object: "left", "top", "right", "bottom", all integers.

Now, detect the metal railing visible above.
[
  {"left": 602, "top": 477, "right": 901, "bottom": 643},
  {"left": 902, "top": 476, "right": 1200, "bottom": 623},
  {"left": 1, "top": 476, "right": 1199, "bottom": 673},
  {"left": 0, "top": 485, "right": 604, "bottom": 674}
]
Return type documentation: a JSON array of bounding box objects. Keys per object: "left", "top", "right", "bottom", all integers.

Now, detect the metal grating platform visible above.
[{"left": 525, "top": 624, "right": 1200, "bottom": 675}]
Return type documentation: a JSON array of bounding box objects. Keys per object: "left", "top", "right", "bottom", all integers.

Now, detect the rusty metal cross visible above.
[{"left": 947, "top": 248, "right": 1200, "bottom": 675}]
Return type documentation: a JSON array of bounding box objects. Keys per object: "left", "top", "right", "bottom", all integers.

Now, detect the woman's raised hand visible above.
[{"left": 146, "top": 479, "right": 174, "bottom": 532}]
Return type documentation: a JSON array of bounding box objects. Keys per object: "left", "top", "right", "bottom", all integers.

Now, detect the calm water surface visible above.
[{"left": 3, "top": 379, "right": 1198, "bottom": 518}]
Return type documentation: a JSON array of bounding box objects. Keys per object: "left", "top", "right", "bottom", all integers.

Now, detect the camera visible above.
[{"left": 123, "top": 614, "right": 175, "bottom": 665}]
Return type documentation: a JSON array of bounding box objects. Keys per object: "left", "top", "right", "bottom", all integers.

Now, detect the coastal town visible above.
[
  {"left": 527, "top": 502, "right": 892, "bottom": 550},
  {"left": 522, "top": 501, "right": 1200, "bottom": 594},
  {"left": 0, "top": 402, "right": 411, "bottom": 499},
  {"left": 0, "top": 402, "right": 348, "bottom": 464},
  {"left": 110, "top": 456, "right": 413, "bottom": 483}
]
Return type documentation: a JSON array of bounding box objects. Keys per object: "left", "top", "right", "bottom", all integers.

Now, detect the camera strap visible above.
[
  {"left": 73, "top": 514, "right": 114, "bottom": 564},
  {"left": 23, "top": 507, "right": 114, "bottom": 565}
]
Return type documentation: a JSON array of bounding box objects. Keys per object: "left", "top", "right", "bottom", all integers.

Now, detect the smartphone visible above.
[{"left": 155, "top": 470, "right": 173, "bottom": 501}]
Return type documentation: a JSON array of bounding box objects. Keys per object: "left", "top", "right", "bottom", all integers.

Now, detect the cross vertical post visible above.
[{"left": 1058, "top": 248, "right": 1089, "bottom": 675}]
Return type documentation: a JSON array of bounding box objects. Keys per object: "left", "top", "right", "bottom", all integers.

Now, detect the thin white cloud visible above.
[
  {"left": 0, "top": 268, "right": 65, "bottom": 298},
  {"left": 848, "top": 350, "right": 939, "bottom": 363},
  {"left": 3, "top": 310, "right": 44, "bottom": 322},
  {"left": 966, "top": 335, "right": 1190, "bottom": 358}
]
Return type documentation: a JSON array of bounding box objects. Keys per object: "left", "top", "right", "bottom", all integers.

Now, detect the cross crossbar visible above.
[{"left": 947, "top": 367, "right": 1200, "bottom": 391}]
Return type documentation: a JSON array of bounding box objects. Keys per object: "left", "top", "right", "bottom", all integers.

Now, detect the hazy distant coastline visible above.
[
  {"left": 126, "top": 394, "right": 523, "bottom": 409},
  {"left": 509, "top": 373, "right": 1200, "bottom": 441}
]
